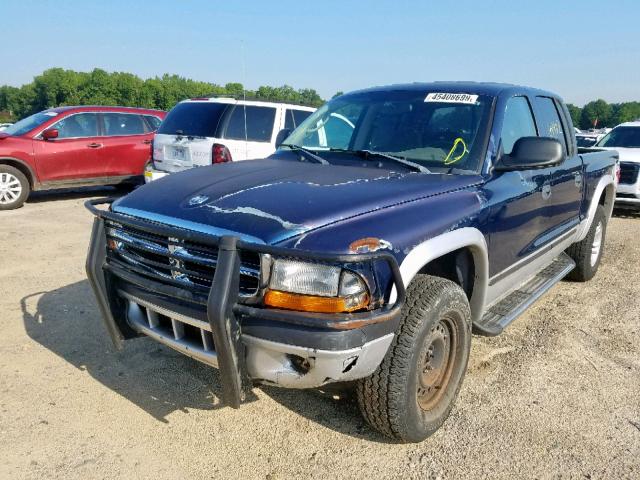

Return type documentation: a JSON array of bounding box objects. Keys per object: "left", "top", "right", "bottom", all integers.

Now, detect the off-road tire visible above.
[
  {"left": 0, "top": 164, "right": 30, "bottom": 210},
  {"left": 356, "top": 275, "right": 472, "bottom": 442},
  {"left": 566, "top": 204, "right": 607, "bottom": 282}
]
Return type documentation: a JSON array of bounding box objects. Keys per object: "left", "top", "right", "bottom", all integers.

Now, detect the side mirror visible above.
[
  {"left": 42, "top": 128, "right": 59, "bottom": 140},
  {"left": 495, "top": 137, "right": 563, "bottom": 171},
  {"left": 275, "top": 128, "right": 292, "bottom": 149}
]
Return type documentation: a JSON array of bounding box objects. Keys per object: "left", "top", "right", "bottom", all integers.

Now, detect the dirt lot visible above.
[{"left": 1, "top": 188, "right": 639, "bottom": 479}]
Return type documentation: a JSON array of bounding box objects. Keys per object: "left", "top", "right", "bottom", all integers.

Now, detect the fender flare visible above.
[
  {"left": 0, "top": 156, "right": 39, "bottom": 188},
  {"left": 391, "top": 227, "right": 489, "bottom": 323},
  {"left": 575, "top": 173, "right": 615, "bottom": 242}
]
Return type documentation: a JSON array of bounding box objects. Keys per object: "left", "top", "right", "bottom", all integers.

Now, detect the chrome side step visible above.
[
  {"left": 474, "top": 252, "right": 575, "bottom": 336},
  {"left": 120, "top": 290, "right": 219, "bottom": 368}
]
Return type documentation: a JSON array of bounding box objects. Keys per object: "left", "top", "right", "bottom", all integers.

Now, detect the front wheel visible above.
[
  {"left": 356, "top": 275, "right": 472, "bottom": 442},
  {"left": 0, "top": 165, "right": 30, "bottom": 210},
  {"left": 566, "top": 204, "right": 607, "bottom": 282}
]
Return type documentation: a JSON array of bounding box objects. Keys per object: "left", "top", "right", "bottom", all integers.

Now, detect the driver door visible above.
[
  {"left": 33, "top": 112, "right": 103, "bottom": 183},
  {"left": 485, "top": 96, "right": 554, "bottom": 278}
]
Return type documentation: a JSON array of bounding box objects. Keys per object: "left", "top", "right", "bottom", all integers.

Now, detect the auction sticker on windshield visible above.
[{"left": 425, "top": 93, "right": 478, "bottom": 104}]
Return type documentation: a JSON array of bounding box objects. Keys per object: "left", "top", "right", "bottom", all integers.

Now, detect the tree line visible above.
[
  {"left": 0, "top": 68, "right": 325, "bottom": 122},
  {"left": 565, "top": 100, "right": 639, "bottom": 130},
  {"left": 1, "top": 68, "right": 639, "bottom": 130}
]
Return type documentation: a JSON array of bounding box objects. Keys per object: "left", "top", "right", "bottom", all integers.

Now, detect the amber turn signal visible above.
[{"left": 264, "top": 290, "right": 369, "bottom": 313}]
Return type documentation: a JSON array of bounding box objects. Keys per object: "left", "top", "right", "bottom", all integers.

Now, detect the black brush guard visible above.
[{"left": 85, "top": 198, "right": 406, "bottom": 408}]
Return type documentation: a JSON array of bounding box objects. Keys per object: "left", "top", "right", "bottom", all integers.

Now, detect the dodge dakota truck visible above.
[{"left": 86, "top": 82, "right": 618, "bottom": 442}]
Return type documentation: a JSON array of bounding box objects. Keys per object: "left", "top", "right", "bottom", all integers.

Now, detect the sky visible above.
[{"left": 1, "top": 0, "right": 639, "bottom": 106}]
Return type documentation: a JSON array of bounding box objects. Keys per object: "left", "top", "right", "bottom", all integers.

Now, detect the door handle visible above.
[
  {"left": 142, "top": 139, "right": 152, "bottom": 145},
  {"left": 87, "top": 143, "right": 103, "bottom": 149}
]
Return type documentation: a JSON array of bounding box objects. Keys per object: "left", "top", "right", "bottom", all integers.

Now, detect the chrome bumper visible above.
[{"left": 123, "top": 291, "right": 393, "bottom": 388}]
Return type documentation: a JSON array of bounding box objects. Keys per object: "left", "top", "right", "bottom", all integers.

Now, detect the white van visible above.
[{"left": 145, "top": 98, "right": 315, "bottom": 181}]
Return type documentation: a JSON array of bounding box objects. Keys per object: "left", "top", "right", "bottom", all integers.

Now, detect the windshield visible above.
[
  {"left": 3, "top": 111, "right": 59, "bottom": 136},
  {"left": 596, "top": 127, "right": 640, "bottom": 148},
  {"left": 283, "top": 90, "right": 493, "bottom": 173},
  {"left": 157, "top": 102, "right": 229, "bottom": 137}
]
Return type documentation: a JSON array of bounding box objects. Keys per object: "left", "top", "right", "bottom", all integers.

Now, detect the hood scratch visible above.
[
  {"left": 212, "top": 173, "right": 405, "bottom": 204},
  {"left": 205, "top": 204, "right": 304, "bottom": 231}
]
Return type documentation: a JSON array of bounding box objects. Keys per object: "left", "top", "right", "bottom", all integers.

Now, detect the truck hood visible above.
[{"left": 114, "top": 159, "right": 482, "bottom": 245}]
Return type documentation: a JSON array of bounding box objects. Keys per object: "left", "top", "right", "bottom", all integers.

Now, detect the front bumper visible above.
[
  {"left": 616, "top": 162, "right": 640, "bottom": 207},
  {"left": 85, "top": 199, "right": 405, "bottom": 407},
  {"left": 615, "top": 182, "right": 640, "bottom": 207},
  {"left": 144, "top": 167, "right": 169, "bottom": 183},
  {"left": 122, "top": 288, "right": 394, "bottom": 388}
]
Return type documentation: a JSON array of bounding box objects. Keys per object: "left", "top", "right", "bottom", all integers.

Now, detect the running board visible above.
[{"left": 474, "top": 252, "right": 575, "bottom": 336}]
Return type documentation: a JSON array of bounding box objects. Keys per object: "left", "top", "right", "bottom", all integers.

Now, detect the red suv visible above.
[{"left": 0, "top": 106, "right": 166, "bottom": 210}]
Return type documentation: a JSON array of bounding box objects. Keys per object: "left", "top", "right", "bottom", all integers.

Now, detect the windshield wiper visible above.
[
  {"left": 280, "top": 144, "right": 329, "bottom": 165},
  {"left": 342, "top": 149, "right": 430, "bottom": 173}
]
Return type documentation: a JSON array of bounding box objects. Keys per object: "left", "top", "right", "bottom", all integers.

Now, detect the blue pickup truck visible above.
[{"left": 86, "top": 82, "right": 618, "bottom": 442}]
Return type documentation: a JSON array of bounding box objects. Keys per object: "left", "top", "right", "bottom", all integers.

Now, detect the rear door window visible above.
[
  {"left": 158, "top": 102, "right": 229, "bottom": 137},
  {"left": 284, "top": 109, "right": 313, "bottom": 130},
  {"left": 224, "top": 105, "right": 276, "bottom": 142},
  {"left": 102, "top": 113, "right": 146, "bottom": 136},
  {"left": 292, "top": 109, "right": 312, "bottom": 126},
  {"left": 500, "top": 97, "right": 537, "bottom": 154},
  {"left": 284, "top": 109, "right": 295, "bottom": 130},
  {"left": 533, "top": 97, "right": 568, "bottom": 153},
  {"left": 54, "top": 113, "right": 99, "bottom": 139}
]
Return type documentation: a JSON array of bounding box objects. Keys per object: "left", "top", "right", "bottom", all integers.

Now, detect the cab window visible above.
[
  {"left": 534, "top": 97, "right": 568, "bottom": 153},
  {"left": 500, "top": 97, "right": 537, "bottom": 155}
]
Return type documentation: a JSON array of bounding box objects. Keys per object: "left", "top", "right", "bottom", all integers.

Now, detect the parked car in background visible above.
[
  {"left": 576, "top": 131, "right": 600, "bottom": 148},
  {"left": 595, "top": 121, "right": 640, "bottom": 208},
  {"left": 0, "top": 106, "right": 165, "bottom": 210},
  {"left": 145, "top": 98, "right": 315, "bottom": 182},
  {"left": 0, "top": 123, "right": 13, "bottom": 131},
  {"left": 576, "top": 128, "right": 610, "bottom": 148},
  {"left": 86, "top": 82, "right": 617, "bottom": 442}
]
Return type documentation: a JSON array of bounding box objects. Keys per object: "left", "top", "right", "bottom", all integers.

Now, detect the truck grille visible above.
[
  {"left": 122, "top": 290, "right": 219, "bottom": 368},
  {"left": 620, "top": 162, "right": 640, "bottom": 185},
  {"left": 104, "top": 220, "right": 262, "bottom": 302}
]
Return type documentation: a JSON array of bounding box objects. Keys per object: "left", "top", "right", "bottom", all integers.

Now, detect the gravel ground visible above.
[{"left": 1, "top": 188, "right": 639, "bottom": 479}]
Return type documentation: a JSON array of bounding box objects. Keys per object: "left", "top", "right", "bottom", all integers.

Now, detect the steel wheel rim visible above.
[
  {"left": 417, "top": 316, "right": 457, "bottom": 411},
  {"left": 590, "top": 222, "right": 603, "bottom": 267},
  {"left": 0, "top": 172, "right": 22, "bottom": 205}
]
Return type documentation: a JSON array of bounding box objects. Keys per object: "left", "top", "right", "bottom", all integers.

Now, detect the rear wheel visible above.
[
  {"left": 0, "top": 165, "right": 29, "bottom": 210},
  {"left": 566, "top": 205, "right": 607, "bottom": 281},
  {"left": 356, "top": 275, "right": 471, "bottom": 442}
]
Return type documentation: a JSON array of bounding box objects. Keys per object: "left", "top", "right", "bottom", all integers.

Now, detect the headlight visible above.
[{"left": 264, "top": 259, "right": 370, "bottom": 313}]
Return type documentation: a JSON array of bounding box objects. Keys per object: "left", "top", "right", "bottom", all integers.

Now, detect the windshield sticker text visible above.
[{"left": 425, "top": 93, "right": 478, "bottom": 104}]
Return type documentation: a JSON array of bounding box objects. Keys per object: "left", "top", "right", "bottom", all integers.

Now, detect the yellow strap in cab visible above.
[{"left": 444, "top": 137, "right": 468, "bottom": 165}]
